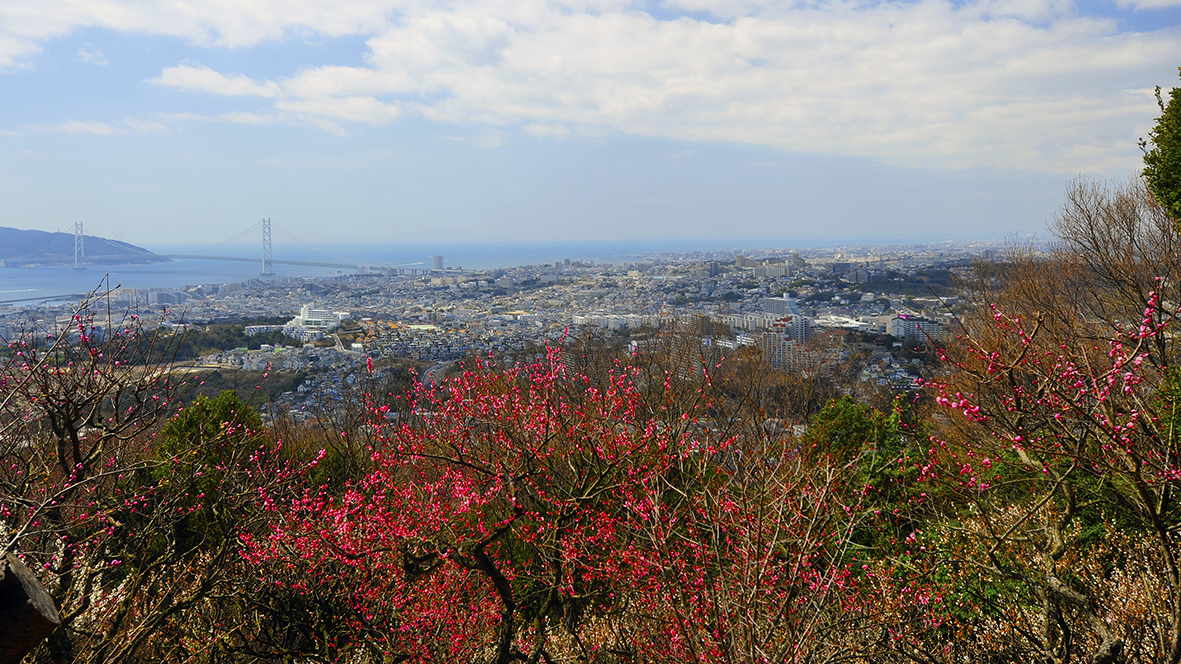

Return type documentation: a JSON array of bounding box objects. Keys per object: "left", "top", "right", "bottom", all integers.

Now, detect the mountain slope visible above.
[{"left": 0, "top": 227, "right": 163, "bottom": 266}]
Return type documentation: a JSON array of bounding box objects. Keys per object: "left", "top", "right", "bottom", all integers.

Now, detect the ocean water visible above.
[
  {"left": 0, "top": 239, "right": 749, "bottom": 305},
  {"left": 143, "top": 239, "right": 739, "bottom": 271},
  {"left": 0, "top": 262, "right": 338, "bottom": 306}
]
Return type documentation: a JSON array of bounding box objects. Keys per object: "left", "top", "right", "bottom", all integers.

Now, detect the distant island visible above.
[{"left": 0, "top": 226, "right": 164, "bottom": 267}]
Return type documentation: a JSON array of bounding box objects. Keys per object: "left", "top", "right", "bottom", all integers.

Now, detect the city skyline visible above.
[{"left": 0, "top": 0, "right": 1178, "bottom": 245}]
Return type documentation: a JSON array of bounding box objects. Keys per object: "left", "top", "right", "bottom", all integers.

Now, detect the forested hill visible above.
[{"left": 0, "top": 226, "right": 163, "bottom": 266}]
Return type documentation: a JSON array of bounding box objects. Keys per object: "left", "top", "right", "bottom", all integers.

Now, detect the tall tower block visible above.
[{"left": 261, "top": 218, "right": 274, "bottom": 276}]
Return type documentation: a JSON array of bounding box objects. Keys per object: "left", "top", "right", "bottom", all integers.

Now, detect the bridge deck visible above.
[
  {"left": 11, "top": 253, "right": 424, "bottom": 273},
  {"left": 165, "top": 255, "right": 366, "bottom": 269}
]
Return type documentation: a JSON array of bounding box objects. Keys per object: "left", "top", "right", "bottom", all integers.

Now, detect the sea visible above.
[{"left": 0, "top": 239, "right": 753, "bottom": 306}]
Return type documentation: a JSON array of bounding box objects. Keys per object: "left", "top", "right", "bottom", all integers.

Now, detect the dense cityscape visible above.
[{"left": 0, "top": 240, "right": 1000, "bottom": 416}]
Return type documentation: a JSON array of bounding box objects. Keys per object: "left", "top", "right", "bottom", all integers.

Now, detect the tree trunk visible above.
[{"left": 0, "top": 553, "right": 61, "bottom": 664}]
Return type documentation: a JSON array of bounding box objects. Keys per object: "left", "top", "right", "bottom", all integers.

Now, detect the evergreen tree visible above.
[{"left": 1143, "top": 67, "right": 1181, "bottom": 223}]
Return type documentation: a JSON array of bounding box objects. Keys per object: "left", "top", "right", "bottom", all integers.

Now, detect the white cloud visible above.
[
  {"left": 273, "top": 96, "right": 401, "bottom": 125},
  {"left": 274, "top": 1, "right": 1175, "bottom": 172},
  {"left": 75, "top": 46, "right": 107, "bottom": 65},
  {"left": 122, "top": 117, "right": 169, "bottom": 133},
  {"left": 29, "top": 120, "right": 124, "bottom": 135},
  {"left": 150, "top": 64, "right": 282, "bottom": 97},
  {"left": 443, "top": 128, "right": 506, "bottom": 147},
  {"left": 524, "top": 123, "right": 571, "bottom": 139},
  {"left": 218, "top": 111, "right": 280, "bottom": 125},
  {"left": 155, "top": 110, "right": 348, "bottom": 135},
  {"left": 150, "top": 64, "right": 401, "bottom": 131},
  {"left": 3, "top": 0, "right": 1178, "bottom": 172},
  {"left": 157, "top": 111, "right": 275, "bottom": 124},
  {"left": 1111, "top": 0, "right": 1181, "bottom": 8},
  {"left": 473, "top": 128, "right": 504, "bottom": 148},
  {"left": 0, "top": 0, "right": 405, "bottom": 67}
]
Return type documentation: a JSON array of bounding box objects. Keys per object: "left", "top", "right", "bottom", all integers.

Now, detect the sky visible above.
[{"left": 0, "top": 0, "right": 1178, "bottom": 248}]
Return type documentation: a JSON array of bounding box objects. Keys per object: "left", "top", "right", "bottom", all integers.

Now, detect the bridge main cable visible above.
[{"left": 164, "top": 255, "right": 373, "bottom": 269}]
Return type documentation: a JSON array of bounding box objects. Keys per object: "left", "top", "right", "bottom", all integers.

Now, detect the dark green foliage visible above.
[
  {"left": 160, "top": 390, "right": 260, "bottom": 450},
  {"left": 153, "top": 391, "right": 262, "bottom": 554},
  {"left": 300, "top": 444, "right": 360, "bottom": 491},
  {"left": 186, "top": 368, "right": 308, "bottom": 404},
  {"left": 805, "top": 395, "right": 900, "bottom": 462},
  {"left": 1156, "top": 366, "right": 1181, "bottom": 447},
  {"left": 170, "top": 321, "right": 292, "bottom": 360},
  {"left": 868, "top": 268, "right": 957, "bottom": 296},
  {"left": 1143, "top": 67, "right": 1181, "bottom": 223},
  {"left": 805, "top": 396, "right": 928, "bottom": 554}
]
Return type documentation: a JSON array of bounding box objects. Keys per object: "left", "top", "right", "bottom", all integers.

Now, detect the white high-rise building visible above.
[
  {"left": 762, "top": 297, "right": 802, "bottom": 317},
  {"left": 889, "top": 315, "right": 944, "bottom": 342},
  {"left": 292, "top": 305, "right": 339, "bottom": 330}
]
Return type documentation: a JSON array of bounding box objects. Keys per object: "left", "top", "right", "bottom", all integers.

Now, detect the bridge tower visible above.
[
  {"left": 73, "top": 222, "right": 84, "bottom": 270},
  {"left": 260, "top": 218, "right": 274, "bottom": 276}
]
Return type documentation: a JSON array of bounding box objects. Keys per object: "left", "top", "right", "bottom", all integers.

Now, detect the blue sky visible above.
[{"left": 0, "top": 0, "right": 1178, "bottom": 247}]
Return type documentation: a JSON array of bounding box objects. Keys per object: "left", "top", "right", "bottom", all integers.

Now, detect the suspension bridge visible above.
[{"left": 50, "top": 219, "right": 427, "bottom": 275}]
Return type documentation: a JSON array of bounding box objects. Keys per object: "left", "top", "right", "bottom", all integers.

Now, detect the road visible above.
[{"left": 419, "top": 362, "right": 452, "bottom": 387}]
